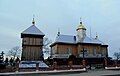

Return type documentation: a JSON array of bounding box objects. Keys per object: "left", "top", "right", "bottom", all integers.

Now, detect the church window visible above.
[
  {"left": 66, "top": 48, "right": 70, "bottom": 54},
  {"left": 84, "top": 48, "right": 88, "bottom": 56},
  {"left": 101, "top": 49, "right": 104, "bottom": 56},
  {"left": 92, "top": 48, "right": 96, "bottom": 56}
]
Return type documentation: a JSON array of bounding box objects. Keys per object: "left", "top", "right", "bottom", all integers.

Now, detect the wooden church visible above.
[
  {"left": 21, "top": 18, "right": 45, "bottom": 61},
  {"left": 50, "top": 19, "right": 108, "bottom": 66}
]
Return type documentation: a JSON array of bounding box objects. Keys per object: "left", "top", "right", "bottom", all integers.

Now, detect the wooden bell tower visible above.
[{"left": 21, "top": 18, "right": 45, "bottom": 61}]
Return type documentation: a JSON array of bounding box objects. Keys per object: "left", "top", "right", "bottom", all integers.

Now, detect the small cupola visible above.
[
  {"left": 76, "top": 18, "right": 87, "bottom": 42},
  {"left": 76, "top": 18, "right": 86, "bottom": 31}
]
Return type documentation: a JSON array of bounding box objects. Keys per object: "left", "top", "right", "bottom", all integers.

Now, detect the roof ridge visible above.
[{"left": 59, "top": 34, "right": 75, "bottom": 37}]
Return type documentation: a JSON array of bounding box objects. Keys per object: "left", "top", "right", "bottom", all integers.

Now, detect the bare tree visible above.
[
  {"left": 43, "top": 37, "right": 52, "bottom": 58},
  {"left": 113, "top": 52, "right": 120, "bottom": 61},
  {"left": 7, "top": 46, "right": 21, "bottom": 60}
]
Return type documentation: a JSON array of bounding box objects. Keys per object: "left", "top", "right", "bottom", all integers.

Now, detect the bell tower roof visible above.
[{"left": 21, "top": 18, "right": 45, "bottom": 37}]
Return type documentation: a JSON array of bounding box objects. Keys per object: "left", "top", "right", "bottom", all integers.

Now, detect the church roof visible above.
[
  {"left": 21, "top": 25, "right": 45, "bottom": 36},
  {"left": 55, "top": 35, "right": 76, "bottom": 44},
  {"left": 51, "top": 34, "right": 106, "bottom": 45},
  {"left": 51, "top": 18, "right": 107, "bottom": 46},
  {"left": 80, "top": 36, "right": 106, "bottom": 45}
]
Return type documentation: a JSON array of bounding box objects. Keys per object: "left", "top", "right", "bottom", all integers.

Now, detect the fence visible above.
[
  {"left": 0, "top": 60, "right": 85, "bottom": 73},
  {"left": 105, "top": 58, "right": 120, "bottom": 68}
]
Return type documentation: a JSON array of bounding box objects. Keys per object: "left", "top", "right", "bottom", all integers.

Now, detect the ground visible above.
[
  {"left": 48, "top": 70, "right": 120, "bottom": 76},
  {"left": 2, "top": 69, "right": 120, "bottom": 76}
]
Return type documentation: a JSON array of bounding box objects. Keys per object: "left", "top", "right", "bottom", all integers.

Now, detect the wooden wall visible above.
[
  {"left": 51, "top": 44, "right": 77, "bottom": 56},
  {"left": 51, "top": 43, "right": 108, "bottom": 57},
  {"left": 22, "top": 37, "right": 43, "bottom": 61}
]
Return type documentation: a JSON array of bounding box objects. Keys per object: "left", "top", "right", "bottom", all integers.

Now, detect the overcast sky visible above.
[{"left": 0, "top": 0, "right": 120, "bottom": 57}]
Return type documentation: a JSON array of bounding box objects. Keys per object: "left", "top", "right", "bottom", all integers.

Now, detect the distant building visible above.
[
  {"left": 21, "top": 18, "right": 45, "bottom": 61},
  {"left": 50, "top": 19, "right": 108, "bottom": 65}
]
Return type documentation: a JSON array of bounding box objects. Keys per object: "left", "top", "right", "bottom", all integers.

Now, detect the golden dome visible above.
[
  {"left": 76, "top": 21, "right": 86, "bottom": 30},
  {"left": 76, "top": 17, "right": 86, "bottom": 30}
]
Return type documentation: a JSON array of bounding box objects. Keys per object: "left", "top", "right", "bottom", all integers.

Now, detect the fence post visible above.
[
  {"left": 82, "top": 59, "right": 86, "bottom": 68},
  {"left": 114, "top": 60, "right": 117, "bottom": 67},
  {"left": 69, "top": 61, "right": 73, "bottom": 70},
  {"left": 53, "top": 61, "right": 57, "bottom": 70},
  {"left": 36, "top": 62, "right": 39, "bottom": 72},
  {"left": 104, "top": 58, "right": 107, "bottom": 67},
  {"left": 16, "top": 63, "right": 19, "bottom": 72}
]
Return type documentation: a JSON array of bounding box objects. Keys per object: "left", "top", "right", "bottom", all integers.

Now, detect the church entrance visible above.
[{"left": 68, "top": 55, "right": 78, "bottom": 65}]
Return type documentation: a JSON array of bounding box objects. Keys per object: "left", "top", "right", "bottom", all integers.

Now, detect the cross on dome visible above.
[
  {"left": 32, "top": 15, "right": 35, "bottom": 25},
  {"left": 80, "top": 17, "right": 82, "bottom": 24}
]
